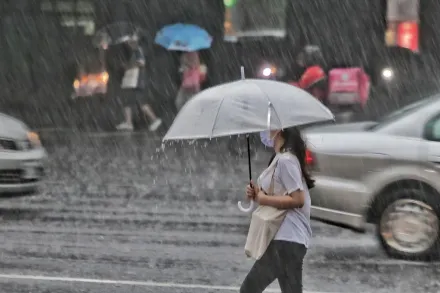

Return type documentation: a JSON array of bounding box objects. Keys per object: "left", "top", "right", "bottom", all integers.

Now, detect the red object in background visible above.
[
  {"left": 310, "top": 87, "right": 326, "bottom": 101},
  {"left": 299, "top": 66, "right": 326, "bottom": 89},
  {"left": 200, "top": 72, "right": 207, "bottom": 82},
  {"left": 305, "top": 149, "right": 314, "bottom": 166},
  {"left": 328, "top": 68, "right": 370, "bottom": 107},
  {"left": 397, "top": 21, "right": 419, "bottom": 52},
  {"left": 182, "top": 67, "right": 202, "bottom": 89}
]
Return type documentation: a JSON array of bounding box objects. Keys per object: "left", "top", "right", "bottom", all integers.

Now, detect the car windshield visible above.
[{"left": 369, "top": 96, "right": 439, "bottom": 131}]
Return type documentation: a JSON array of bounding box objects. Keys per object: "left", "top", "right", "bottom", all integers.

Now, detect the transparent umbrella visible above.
[{"left": 163, "top": 67, "right": 335, "bottom": 212}]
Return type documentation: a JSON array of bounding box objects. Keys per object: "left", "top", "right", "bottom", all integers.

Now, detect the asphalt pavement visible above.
[{"left": 0, "top": 130, "right": 439, "bottom": 293}]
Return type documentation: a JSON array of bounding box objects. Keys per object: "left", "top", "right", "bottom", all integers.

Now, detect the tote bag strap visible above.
[
  {"left": 265, "top": 152, "right": 295, "bottom": 196},
  {"left": 261, "top": 160, "right": 278, "bottom": 196}
]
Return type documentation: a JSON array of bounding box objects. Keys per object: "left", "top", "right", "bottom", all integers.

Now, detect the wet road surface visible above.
[{"left": 0, "top": 131, "right": 439, "bottom": 293}]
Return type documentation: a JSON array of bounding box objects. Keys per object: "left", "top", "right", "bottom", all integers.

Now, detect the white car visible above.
[{"left": 0, "top": 113, "right": 47, "bottom": 195}]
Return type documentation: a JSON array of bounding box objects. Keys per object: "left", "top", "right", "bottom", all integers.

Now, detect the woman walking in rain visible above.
[
  {"left": 175, "top": 51, "right": 204, "bottom": 111},
  {"left": 241, "top": 127, "right": 314, "bottom": 293}
]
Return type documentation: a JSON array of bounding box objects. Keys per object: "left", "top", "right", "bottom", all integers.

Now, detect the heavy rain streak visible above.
[{"left": 2, "top": 0, "right": 440, "bottom": 292}]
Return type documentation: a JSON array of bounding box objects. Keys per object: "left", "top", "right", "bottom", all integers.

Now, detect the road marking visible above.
[
  {"left": 0, "top": 274, "right": 337, "bottom": 293},
  {"left": 37, "top": 128, "right": 158, "bottom": 138},
  {"left": 77, "top": 131, "right": 153, "bottom": 138},
  {"left": 36, "top": 127, "right": 71, "bottom": 132},
  {"left": 36, "top": 128, "right": 194, "bottom": 141}
]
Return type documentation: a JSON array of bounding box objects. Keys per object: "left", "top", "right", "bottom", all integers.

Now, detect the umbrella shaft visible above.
[{"left": 246, "top": 135, "right": 252, "bottom": 182}]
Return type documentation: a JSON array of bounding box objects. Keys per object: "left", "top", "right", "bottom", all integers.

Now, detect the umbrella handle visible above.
[{"left": 237, "top": 200, "right": 255, "bottom": 213}]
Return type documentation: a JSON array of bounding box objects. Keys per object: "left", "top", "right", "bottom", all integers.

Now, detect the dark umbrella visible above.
[{"left": 93, "top": 22, "right": 146, "bottom": 48}]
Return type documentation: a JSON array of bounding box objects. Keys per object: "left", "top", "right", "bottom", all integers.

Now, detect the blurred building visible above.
[
  {"left": 1, "top": 0, "right": 440, "bottom": 128},
  {"left": 0, "top": 0, "right": 96, "bottom": 98},
  {"left": 385, "top": 0, "right": 419, "bottom": 52},
  {"left": 1, "top": 0, "right": 439, "bottom": 91}
]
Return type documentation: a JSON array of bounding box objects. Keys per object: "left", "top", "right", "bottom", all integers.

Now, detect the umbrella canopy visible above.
[
  {"left": 155, "top": 23, "right": 212, "bottom": 52},
  {"left": 163, "top": 79, "right": 334, "bottom": 141},
  {"left": 93, "top": 22, "right": 145, "bottom": 48}
]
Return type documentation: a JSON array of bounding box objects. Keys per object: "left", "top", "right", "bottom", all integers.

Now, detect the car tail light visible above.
[{"left": 305, "top": 149, "right": 315, "bottom": 167}]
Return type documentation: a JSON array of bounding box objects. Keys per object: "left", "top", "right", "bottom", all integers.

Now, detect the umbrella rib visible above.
[
  {"left": 210, "top": 96, "right": 227, "bottom": 139},
  {"left": 253, "top": 83, "right": 283, "bottom": 128}
]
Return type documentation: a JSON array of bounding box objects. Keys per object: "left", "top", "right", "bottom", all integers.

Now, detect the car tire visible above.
[{"left": 375, "top": 185, "right": 440, "bottom": 261}]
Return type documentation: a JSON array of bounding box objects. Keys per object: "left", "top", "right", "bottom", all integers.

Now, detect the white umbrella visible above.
[
  {"left": 163, "top": 70, "right": 334, "bottom": 212},
  {"left": 163, "top": 81, "right": 333, "bottom": 140}
]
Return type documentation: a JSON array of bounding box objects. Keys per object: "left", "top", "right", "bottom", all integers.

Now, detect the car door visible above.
[
  {"left": 417, "top": 113, "right": 440, "bottom": 194},
  {"left": 309, "top": 133, "right": 388, "bottom": 220},
  {"left": 424, "top": 113, "right": 440, "bottom": 166}
]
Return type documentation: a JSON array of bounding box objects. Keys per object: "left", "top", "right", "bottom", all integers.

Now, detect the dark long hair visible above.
[{"left": 268, "top": 127, "right": 315, "bottom": 189}]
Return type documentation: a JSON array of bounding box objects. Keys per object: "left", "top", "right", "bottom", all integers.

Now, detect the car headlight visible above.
[
  {"left": 73, "top": 79, "right": 80, "bottom": 89},
  {"left": 262, "top": 67, "right": 272, "bottom": 77},
  {"left": 260, "top": 65, "right": 277, "bottom": 78},
  {"left": 27, "top": 132, "right": 41, "bottom": 148},
  {"left": 381, "top": 67, "right": 394, "bottom": 81}
]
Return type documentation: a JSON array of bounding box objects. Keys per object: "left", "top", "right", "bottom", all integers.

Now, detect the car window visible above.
[
  {"left": 425, "top": 114, "right": 440, "bottom": 142},
  {"left": 370, "top": 96, "right": 438, "bottom": 131}
]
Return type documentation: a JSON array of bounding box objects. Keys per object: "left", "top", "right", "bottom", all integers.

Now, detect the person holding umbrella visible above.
[
  {"left": 116, "top": 35, "right": 162, "bottom": 131},
  {"left": 154, "top": 23, "right": 212, "bottom": 111},
  {"left": 93, "top": 23, "right": 162, "bottom": 131},
  {"left": 175, "top": 51, "right": 204, "bottom": 111},
  {"left": 241, "top": 127, "right": 314, "bottom": 293},
  {"left": 162, "top": 76, "right": 334, "bottom": 293}
]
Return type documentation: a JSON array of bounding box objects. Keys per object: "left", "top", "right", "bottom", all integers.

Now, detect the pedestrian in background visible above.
[
  {"left": 298, "top": 65, "right": 327, "bottom": 104},
  {"left": 241, "top": 127, "right": 314, "bottom": 293},
  {"left": 116, "top": 35, "right": 162, "bottom": 131},
  {"left": 175, "top": 51, "right": 205, "bottom": 111}
]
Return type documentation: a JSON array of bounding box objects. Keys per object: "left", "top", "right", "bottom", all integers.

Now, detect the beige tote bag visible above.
[
  {"left": 244, "top": 157, "right": 288, "bottom": 260},
  {"left": 121, "top": 67, "right": 140, "bottom": 89}
]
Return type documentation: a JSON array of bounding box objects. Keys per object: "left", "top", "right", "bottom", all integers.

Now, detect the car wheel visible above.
[{"left": 376, "top": 186, "right": 440, "bottom": 261}]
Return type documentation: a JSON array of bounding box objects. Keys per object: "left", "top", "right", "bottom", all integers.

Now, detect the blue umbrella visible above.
[{"left": 155, "top": 23, "right": 213, "bottom": 52}]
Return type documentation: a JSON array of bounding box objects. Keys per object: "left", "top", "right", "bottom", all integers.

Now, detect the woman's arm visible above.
[{"left": 257, "top": 190, "right": 305, "bottom": 209}]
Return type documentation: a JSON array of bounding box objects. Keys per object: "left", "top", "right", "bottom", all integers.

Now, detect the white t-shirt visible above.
[{"left": 257, "top": 152, "right": 312, "bottom": 248}]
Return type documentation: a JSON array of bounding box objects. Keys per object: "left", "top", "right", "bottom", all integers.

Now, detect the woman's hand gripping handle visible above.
[{"left": 238, "top": 181, "right": 258, "bottom": 213}]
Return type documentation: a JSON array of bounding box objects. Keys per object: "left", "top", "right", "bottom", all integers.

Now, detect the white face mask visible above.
[{"left": 260, "top": 130, "right": 278, "bottom": 148}]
